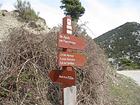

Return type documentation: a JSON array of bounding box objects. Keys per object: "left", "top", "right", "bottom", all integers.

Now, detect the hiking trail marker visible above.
[
  {"left": 58, "top": 52, "right": 86, "bottom": 67},
  {"left": 49, "top": 16, "right": 87, "bottom": 105},
  {"left": 49, "top": 69, "right": 76, "bottom": 87},
  {"left": 58, "top": 33, "right": 86, "bottom": 50}
]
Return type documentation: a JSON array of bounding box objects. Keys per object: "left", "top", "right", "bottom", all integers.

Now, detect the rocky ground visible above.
[
  {"left": 0, "top": 10, "right": 23, "bottom": 39},
  {"left": 0, "top": 10, "right": 49, "bottom": 40}
]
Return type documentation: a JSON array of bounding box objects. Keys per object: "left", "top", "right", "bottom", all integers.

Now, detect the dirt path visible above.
[{"left": 117, "top": 70, "right": 140, "bottom": 85}]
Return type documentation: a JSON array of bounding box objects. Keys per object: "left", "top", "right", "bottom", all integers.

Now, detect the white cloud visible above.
[
  {"left": 1, "top": 0, "right": 15, "bottom": 10},
  {"left": 1, "top": 0, "right": 140, "bottom": 38},
  {"left": 30, "top": 1, "right": 64, "bottom": 28},
  {"left": 80, "top": 0, "right": 140, "bottom": 38}
]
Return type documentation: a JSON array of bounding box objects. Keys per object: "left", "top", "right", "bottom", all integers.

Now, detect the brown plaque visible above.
[
  {"left": 58, "top": 33, "right": 86, "bottom": 50},
  {"left": 58, "top": 52, "right": 86, "bottom": 67},
  {"left": 49, "top": 69, "right": 76, "bottom": 87}
]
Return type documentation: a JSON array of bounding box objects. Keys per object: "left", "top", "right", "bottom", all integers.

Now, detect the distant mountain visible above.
[{"left": 95, "top": 22, "right": 140, "bottom": 70}]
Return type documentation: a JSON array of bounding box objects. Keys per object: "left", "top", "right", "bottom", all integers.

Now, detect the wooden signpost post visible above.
[
  {"left": 49, "top": 16, "right": 86, "bottom": 105},
  {"left": 64, "top": 86, "right": 76, "bottom": 105}
]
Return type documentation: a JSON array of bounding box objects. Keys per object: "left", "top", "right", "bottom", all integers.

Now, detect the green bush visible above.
[
  {"left": 120, "top": 58, "right": 140, "bottom": 69},
  {"left": 14, "top": 0, "right": 38, "bottom": 21}
]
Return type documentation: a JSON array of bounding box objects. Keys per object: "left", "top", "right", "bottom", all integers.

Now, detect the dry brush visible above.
[{"left": 0, "top": 27, "right": 111, "bottom": 105}]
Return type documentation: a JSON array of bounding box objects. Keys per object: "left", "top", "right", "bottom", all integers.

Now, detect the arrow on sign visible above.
[
  {"left": 58, "top": 33, "right": 86, "bottom": 50},
  {"left": 58, "top": 52, "right": 86, "bottom": 67},
  {"left": 49, "top": 69, "right": 76, "bottom": 87}
]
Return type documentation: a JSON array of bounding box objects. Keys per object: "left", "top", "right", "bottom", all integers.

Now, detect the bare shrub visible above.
[
  {"left": 0, "top": 26, "right": 110, "bottom": 105},
  {"left": 0, "top": 28, "right": 58, "bottom": 105}
]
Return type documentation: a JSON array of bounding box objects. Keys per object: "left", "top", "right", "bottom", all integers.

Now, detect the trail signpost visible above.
[
  {"left": 49, "top": 16, "right": 87, "bottom": 105},
  {"left": 58, "top": 52, "right": 86, "bottom": 67},
  {"left": 49, "top": 69, "right": 76, "bottom": 87},
  {"left": 58, "top": 33, "right": 86, "bottom": 50}
]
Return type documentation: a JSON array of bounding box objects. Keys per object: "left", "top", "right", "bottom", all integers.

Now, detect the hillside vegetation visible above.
[
  {"left": 95, "top": 22, "right": 140, "bottom": 70},
  {"left": 0, "top": 26, "right": 110, "bottom": 105}
]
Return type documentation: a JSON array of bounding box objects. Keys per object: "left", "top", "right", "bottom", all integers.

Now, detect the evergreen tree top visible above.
[{"left": 60, "top": 0, "right": 85, "bottom": 22}]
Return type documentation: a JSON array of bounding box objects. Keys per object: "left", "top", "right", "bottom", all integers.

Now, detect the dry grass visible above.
[{"left": 0, "top": 26, "right": 110, "bottom": 105}]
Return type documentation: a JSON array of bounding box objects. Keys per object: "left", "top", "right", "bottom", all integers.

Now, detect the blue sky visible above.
[{"left": 0, "top": 0, "right": 140, "bottom": 38}]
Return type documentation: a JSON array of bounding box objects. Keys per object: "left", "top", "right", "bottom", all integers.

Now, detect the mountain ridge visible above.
[{"left": 95, "top": 22, "right": 140, "bottom": 70}]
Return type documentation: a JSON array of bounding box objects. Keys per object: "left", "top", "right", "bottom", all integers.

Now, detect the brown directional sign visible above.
[
  {"left": 58, "top": 33, "right": 86, "bottom": 50},
  {"left": 58, "top": 52, "right": 86, "bottom": 67},
  {"left": 49, "top": 69, "right": 76, "bottom": 87}
]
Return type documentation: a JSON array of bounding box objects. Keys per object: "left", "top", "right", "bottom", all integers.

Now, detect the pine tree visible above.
[{"left": 60, "top": 0, "right": 85, "bottom": 22}]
